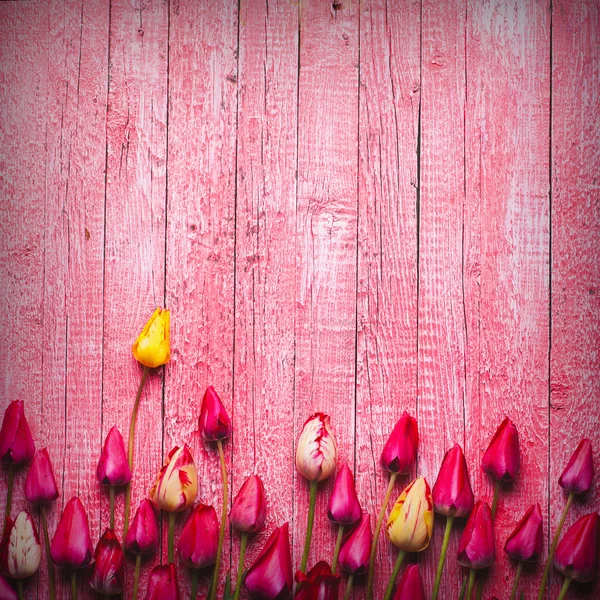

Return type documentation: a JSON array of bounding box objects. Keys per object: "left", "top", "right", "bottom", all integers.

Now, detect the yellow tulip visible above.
[
  {"left": 386, "top": 476, "right": 434, "bottom": 553},
  {"left": 150, "top": 445, "right": 198, "bottom": 513},
  {"left": 132, "top": 308, "right": 171, "bottom": 368}
]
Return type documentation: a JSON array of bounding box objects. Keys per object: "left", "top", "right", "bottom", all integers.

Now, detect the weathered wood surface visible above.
[{"left": 0, "top": 0, "right": 598, "bottom": 599}]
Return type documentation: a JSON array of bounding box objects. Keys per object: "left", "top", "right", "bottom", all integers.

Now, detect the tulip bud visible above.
[
  {"left": 132, "top": 308, "right": 171, "bottom": 369},
  {"left": 125, "top": 499, "right": 160, "bottom": 555},
  {"left": 96, "top": 426, "right": 132, "bottom": 487},
  {"left": 387, "top": 476, "right": 434, "bottom": 553},
  {"left": 230, "top": 474, "right": 266, "bottom": 534},
  {"left": 0, "top": 511, "right": 41, "bottom": 579},
  {"left": 432, "top": 444, "right": 474, "bottom": 518},
  {"left": 25, "top": 448, "right": 59, "bottom": 505},
  {"left": 176, "top": 503, "right": 219, "bottom": 569},
  {"left": 481, "top": 417, "right": 520, "bottom": 482},
  {"left": 150, "top": 445, "right": 198, "bottom": 513},
  {"left": 0, "top": 573, "right": 17, "bottom": 600},
  {"left": 458, "top": 501, "right": 495, "bottom": 570},
  {"left": 50, "top": 497, "right": 93, "bottom": 569},
  {"left": 381, "top": 411, "right": 418, "bottom": 474},
  {"left": 89, "top": 529, "right": 125, "bottom": 595},
  {"left": 0, "top": 401, "right": 35, "bottom": 465},
  {"left": 326, "top": 463, "right": 361, "bottom": 526},
  {"left": 559, "top": 439, "right": 594, "bottom": 495},
  {"left": 392, "top": 564, "right": 425, "bottom": 600},
  {"left": 554, "top": 512, "right": 598, "bottom": 583},
  {"left": 244, "top": 522, "right": 293, "bottom": 599},
  {"left": 294, "top": 561, "right": 340, "bottom": 600},
  {"left": 338, "top": 512, "right": 371, "bottom": 574},
  {"left": 145, "top": 563, "right": 181, "bottom": 600},
  {"left": 198, "top": 386, "right": 232, "bottom": 442},
  {"left": 295, "top": 413, "right": 337, "bottom": 483},
  {"left": 504, "top": 503, "right": 543, "bottom": 562}
]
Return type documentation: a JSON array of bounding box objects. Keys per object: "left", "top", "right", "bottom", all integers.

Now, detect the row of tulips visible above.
[{"left": 0, "top": 307, "right": 598, "bottom": 600}]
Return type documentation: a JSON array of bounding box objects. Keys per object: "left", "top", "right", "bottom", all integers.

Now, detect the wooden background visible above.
[{"left": 1, "top": 0, "right": 598, "bottom": 598}]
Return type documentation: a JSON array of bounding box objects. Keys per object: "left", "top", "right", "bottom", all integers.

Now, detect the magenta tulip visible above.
[
  {"left": 96, "top": 426, "right": 132, "bottom": 487},
  {"left": 481, "top": 417, "right": 520, "bottom": 482},
  {"left": 50, "top": 497, "right": 93, "bottom": 569},
  {"left": 24, "top": 448, "right": 59, "bottom": 505},
  {"left": 294, "top": 561, "right": 340, "bottom": 600},
  {"left": 554, "top": 512, "right": 598, "bottom": 583},
  {"left": 381, "top": 411, "right": 418, "bottom": 474},
  {"left": 327, "top": 463, "right": 361, "bottom": 526},
  {"left": 505, "top": 503, "right": 543, "bottom": 562},
  {"left": 145, "top": 563, "right": 181, "bottom": 600},
  {"left": 0, "top": 511, "right": 42, "bottom": 579},
  {"left": 432, "top": 444, "right": 474, "bottom": 518},
  {"left": 199, "top": 386, "right": 232, "bottom": 441},
  {"left": 0, "top": 573, "right": 17, "bottom": 600},
  {"left": 0, "top": 401, "right": 35, "bottom": 465},
  {"left": 392, "top": 564, "right": 425, "bottom": 600},
  {"left": 559, "top": 439, "right": 594, "bottom": 495},
  {"left": 125, "top": 499, "right": 159, "bottom": 555},
  {"left": 89, "top": 529, "right": 125, "bottom": 595},
  {"left": 458, "top": 501, "right": 495, "bottom": 570},
  {"left": 177, "top": 503, "right": 219, "bottom": 569},
  {"left": 244, "top": 522, "right": 293, "bottom": 599},
  {"left": 230, "top": 474, "right": 266, "bottom": 534},
  {"left": 338, "top": 513, "right": 371, "bottom": 574}
]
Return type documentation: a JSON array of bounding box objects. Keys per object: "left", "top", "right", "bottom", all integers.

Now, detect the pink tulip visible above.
[
  {"left": 145, "top": 563, "right": 181, "bottom": 600},
  {"left": 150, "top": 445, "right": 198, "bottom": 513},
  {"left": 457, "top": 501, "right": 495, "bottom": 570},
  {"left": 392, "top": 564, "right": 425, "bottom": 600},
  {"left": 25, "top": 448, "right": 59, "bottom": 504},
  {"left": 0, "top": 511, "right": 41, "bottom": 579},
  {"left": 244, "top": 522, "right": 293, "bottom": 599},
  {"left": 559, "top": 439, "right": 594, "bottom": 495},
  {"left": 89, "top": 529, "right": 125, "bottom": 595},
  {"left": 504, "top": 503, "right": 543, "bottom": 562},
  {"left": 0, "top": 573, "right": 17, "bottom": 600},
  {"left": 50, "top": 497, "right": 93, "bottom": 569},
  {"left": 295, "top": 413, "right": 337, "bottom": 483},
  {"left": 0, "top": 401, "right": 35, "bottom": 465},
  {"left": 199, "top": 386, "right": 232, "bottom": 442},
  {"left": 481, "top": 417, "right": 520, "bottom": 482},
  {"left": 96, "top": 426, "right": 132, "bottom": 487},
  {"left": 125, "top": 499, "right": 160, "bottom": 555},
  {"left": 326, "top": 463, "right": 361, "bottom": 526},
  {"left": 381, "top": 411, "right": 418, "bottom": 474},
  {"left": 338, "top": 513, "right": 371, "bottom": 574},
  {"left": 230, "top": 474, "right": 266, "bottom": 534},
  {"left": 554, "top": 512, "right": 598, "bottom": 583},
  {"left": 432, "top": 444, "right": 474, "bottom": 518},
  {"left": 176, "top": 503, "right": 219, "bottom": 569},
  {"left": 294, "top": 561, "right": 340, "bottom": 600}
]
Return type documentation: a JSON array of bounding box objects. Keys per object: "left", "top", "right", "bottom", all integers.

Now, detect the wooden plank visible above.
[
  {"left": 550, "top": 0, "right": 599, "bottom": 598},
  {"left": 355, "top": 0, "right": 420, "bottom": 596}
]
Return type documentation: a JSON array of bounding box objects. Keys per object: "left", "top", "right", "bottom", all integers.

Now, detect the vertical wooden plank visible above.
[
  {"left": 550, "top": 1, "right": 599, "bottom": 598},
  {"left": 294, "top": 0, "right": 359, "bottom": 571},
  {"left": 464, "top": 2, "right": 551, "bottom": 598},
  {"left": 355, "top": 0, "right": 420, "bottom": 596},
  {"left": 165, "top": 0, "right": 238, "bottom": 595},
  {"left": 233, "top": 0, "right": 298, "bottom": 592}
]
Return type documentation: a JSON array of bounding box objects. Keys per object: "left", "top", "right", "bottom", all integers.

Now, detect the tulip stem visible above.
[
  {"left": 331, "top": 524, "right": 345, "bottom": 574},
  {"left": 367, "top": 471, "right": 397, "bottom": 600},
  {"left": 232, "top": 532, "right": 248, "bottom": 600},
  {"left": 491, "top": 479, "right": 501, "bottom": 520},
  {"left": 132, "top": 553, "right": 142, "bottom": 600},
  {"left": 109, "top": 486, "right": 115, "bottom": 530},
  {"left": 168, "top": 511, "right": 176, "bottom": 563},
  {"left": 432, "top": 515, "right": 454, "bottom": 600},
  {"left": 383, "top": 550, "right": 406, "bottom": 600},
  {"left": 537, "top": 492, "right": 574, "bottom": 600},
  {"left": 191, "top": 568, "right": 200, "bottom": 600},
  {"left": 458, "top": 575, "right": 467, "bottom": 600},
  {"left": 344, "top": 574, "right": 354, "bottom": 600},
  {"left": 41, "top": 505, "right": 56, "bottom": 600},
  {"left": 557, "top": 576, "right": 572, "bottom": 600},
  {"left": 509, "top": 561, "right": 523, "bottom": 600},
  {"left": 466, "top": 569, "right": 478, "bottom": 600},
  {"left": 209, "top": 440, "right": 228, "bottom": 600},
  {"left": 300, "top": 479, "right": 319, "bottom": 574},
  {"left": 71, "top": 571, "right": 78, "bottom": 600},
  {"left": 3, "top": 463, "right": 14, "bottom": 535},
  {"left": 17, "top": 580, "right": 23, "bottom": 600}
]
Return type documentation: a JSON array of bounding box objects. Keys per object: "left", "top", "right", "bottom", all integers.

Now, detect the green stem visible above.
[
  {"left": 168, "top": 512, "right": 176, "bottom": 563},
  {"left": 71, "top": 571, "right": 78, "bottom": 600},
  {"left": 491, "top": 479, "right": 501, "bottom": 520},
  {"left": 191, "top": 568, "right": 200, "bottom": 600},
  {"left": 42, "top": 506, "right": 56, "bottom": 600},
  {"left": 344, "top": 573, "right": 355, "bottom": 600},
  {"left": 17, "top": 580, "right": 23, "bottom": 600},
  {"left": 509, "top": 562, "right": 523, "bottom": 600},
  {"left": 3, "top": 463, "right": 14, "bottom": 535},
  {"left": 557, "top": 577, "right": 572, "bottom": 600},
  {"left": 132, "top": 553, "right": 142, "bottom": 600},
  {"left": 209, "top": 440, "right": 228, "bottom": 600},
  {"left": 233, "top": 532, "right": 249, "bottom": 600},
  {"left": 458, "top": 575, "right": 467, "bottom": 600},
  {"left": 366, "top": 472, "right": 397, "bottom": 600},
  {"left": 331, "top": 525, "right": 345, "bottom": 574},
  {"left": 382, "top": 550, "right": 406, "bottom": 600},
  {"left": 432, "top": 515, "right": 455, "bottom": 600},
  {"left": 300, "top": 479, "right": 319, "bottom": 574},
  {"left": 537, "top": 493, "right": 574, "bottom": 600},
  {"left": 109, "top": 486, "right": 115, "bottom": 530},
  {"left": 467, "top": 569, "right": 476, "bottom": 600}
]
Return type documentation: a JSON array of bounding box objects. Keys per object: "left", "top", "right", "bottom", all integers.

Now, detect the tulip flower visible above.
[
  {"left": 145, "top": 563, "right": 181, "bottom": 600},
  {"left": 338, "top": 513, "right": 371, "bottom": 598},
  {"left": 0, "top": 573, "right": 17, "bottom": 600},
  {"left": 295, "top": 561, "right": 340, "bottom": 600},
  {"left": 0, "top": 511, "right": 42, "bottom": 583},
  {"left": 431, "top": 444, "right": 474, "bottom": 600},
  {"left": 392, "top": 564, "right": 425, "bottom": 600},
  {"left": 295, "top": 413, "right": 337, "bottom": 573},
  {"left": 89, "top": 529, "right": 125, "bottom": 596},
  {"left": 244, "top": 522, "right": 293, "bottom": 600}
]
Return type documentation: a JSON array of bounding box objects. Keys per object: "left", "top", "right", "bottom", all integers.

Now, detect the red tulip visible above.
[
  {"left": 199, "top": 386, "right": 232, "bottom": 441},
  {"left": 295, "top": 413, "right": 337, "bottom": 483},
  {"left": 176, "top": 503, "right": 219, "bottom": 569},
  {"left": 504, "top": 503, "right": 543, "bottom": 562},
  {"left": 0, "top": 401, "right": 35, "bottom": 465},
  {"left": 554, "top": 512, "right": 598, "bottom": 583},
  {"left": 125, "top": 499, "right": 159, "bottom": 555},
  {"left": 0, "top": 511, "right": 42, "bottom": 579},
  {"left": 338, "top": 512, "right": 371, "bottom": 574},
  {"left": 294, "top": 561, "right": 340, "bottom": 600},
  {"left": 458, "top": 501, "right": 495, "bottom": 570},
  {"left": 145, "top": 563, "right": 181, "bottom": 600},
  {"left": 96, "top": 426, "right": 132, "bottom": 487},
  {"left": 392, "top": 564, "right": 425, "bottom": 600},
  {"left": 0, "top": 573, "right": 17, "bottom": 600},
  {"left": 244, "top": 522, "right": 293, "bottom": 599},
  {"left": 25, "top": 448, "right": 59, "bottom": 504},
  {"left": 327, "top": 463, "right": 361, "bottom": 526},
  {"left": 481, "top": 417, "right": 520, "bottom": 482},
  {"left": 559, "top": 439, "right": 594, "bottom": 495},
  {"left": 50, "top": 497, "right": 93, "bottom": 569},
  {"left": 432, "top": 444, "right": 474, "bottom": 518},
  {"left": 230, "top": 474, "right": 267, "bottom": 534},
  {"left": 89, "top": 529, "right": 125, "bottom": 595},
  {"left": 381, "top": 411, "right": 418, "bottom": 474}
]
